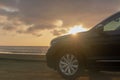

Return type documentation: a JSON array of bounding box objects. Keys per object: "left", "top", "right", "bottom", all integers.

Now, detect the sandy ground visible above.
[
  {"left": 0, "top": 54, "right": 119, "bottom": 80},
  {"left": 0, "top": 57, "right": 63, "bottom": 80},
  {"left": 0, "top": 60, "right": 63, "bottom": 80}
]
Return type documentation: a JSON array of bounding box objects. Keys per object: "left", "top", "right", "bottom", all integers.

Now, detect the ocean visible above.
[{"left": 0, "top": 46, "right": 49, "bottom": 55}]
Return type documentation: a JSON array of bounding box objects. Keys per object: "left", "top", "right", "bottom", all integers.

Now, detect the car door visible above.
[
  {"left": 86, "top": 14, "right": 120, "bottom": 60},
  {"left": 86, "top": 14, "right": 120, "bottom": 69},
  {"left": 101, "top": 16, "right": 120, "bottom": 59}
]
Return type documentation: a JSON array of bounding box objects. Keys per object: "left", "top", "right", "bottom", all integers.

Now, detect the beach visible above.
[{"left": 0, "top": 54, "right": 119, "bottom": 80}]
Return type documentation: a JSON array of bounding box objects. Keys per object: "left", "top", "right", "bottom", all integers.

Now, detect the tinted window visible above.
[{"left": 103, "top": 17, "right": 120, "bottom": 31}]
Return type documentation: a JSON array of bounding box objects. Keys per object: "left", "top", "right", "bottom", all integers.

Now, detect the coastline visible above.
[{"left": 0, "top": 53, "right": 46, "bottom": 61}]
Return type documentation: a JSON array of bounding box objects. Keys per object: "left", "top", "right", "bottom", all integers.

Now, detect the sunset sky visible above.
[{"left": 0, "top": 0, "right": 120, "bottom": 46}]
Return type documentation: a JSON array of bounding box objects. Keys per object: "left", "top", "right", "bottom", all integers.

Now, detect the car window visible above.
[{"left": 103, "top": 17, "right": 120, "bottom": 31}]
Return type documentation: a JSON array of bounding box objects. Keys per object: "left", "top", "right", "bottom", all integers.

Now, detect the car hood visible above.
[
  {"left": 51, "top": 31, "right": 89, "bottom": 45},
  {"left": 51, "top": 34, "right": 70, "bottom": 45}
]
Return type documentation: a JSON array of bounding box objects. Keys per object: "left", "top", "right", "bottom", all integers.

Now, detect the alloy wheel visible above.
[{"left": 59, "top": 54, "right": 79, "bottom": 76}]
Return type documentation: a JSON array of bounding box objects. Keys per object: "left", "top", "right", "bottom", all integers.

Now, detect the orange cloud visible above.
[{"left": 0, "top": 0, "right": 120, "bottom": 37}]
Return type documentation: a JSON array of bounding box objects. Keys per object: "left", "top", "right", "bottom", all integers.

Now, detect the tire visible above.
[{"left": 57, "top": 50, "right": 85, "bottom": 80}]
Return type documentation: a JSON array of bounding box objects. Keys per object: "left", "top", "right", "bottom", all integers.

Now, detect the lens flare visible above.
[{"left": 68, "top": 25, "right": 87, "bottom": 35}]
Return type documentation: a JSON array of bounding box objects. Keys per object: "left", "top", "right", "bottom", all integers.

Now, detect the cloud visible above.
[
  {"left": 25, "top": 24, "right": 57, "bottom": 36},
  {"left": 0, "top": 0, "right": 120, "bottom": 36},
  {"left": 51, "top": 29, "right": 68, "bottom": 36},
  {"left": 0, "top": 15, "right": 28, "bottom": 33}
]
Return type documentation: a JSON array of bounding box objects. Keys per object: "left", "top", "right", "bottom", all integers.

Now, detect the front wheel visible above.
[{"left": 57, "top": 53, "right": 84, "bottom": 80}]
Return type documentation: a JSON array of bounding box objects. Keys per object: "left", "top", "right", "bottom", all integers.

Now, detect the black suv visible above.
[{"left": 46, "top": 12, "right": 120, "bottom": 80}]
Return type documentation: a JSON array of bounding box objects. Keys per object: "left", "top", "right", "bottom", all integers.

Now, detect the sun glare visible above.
[{"left": 68, "top": 25, "right": 87, "bottom": 35}]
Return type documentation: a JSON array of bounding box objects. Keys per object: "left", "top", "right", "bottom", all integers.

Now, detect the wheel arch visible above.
[{"left": 53, "top": 43, "right": 88, "bottom": 69}]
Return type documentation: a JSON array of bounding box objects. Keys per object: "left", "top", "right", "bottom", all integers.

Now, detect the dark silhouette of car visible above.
[{"left": 46, "top": 12, "right": 120, "bottom": 80}]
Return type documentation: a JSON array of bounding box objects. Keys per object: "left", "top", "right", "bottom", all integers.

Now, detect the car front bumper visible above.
[{"left": 46, "top": 46, "right": 58, "bottom": 70}]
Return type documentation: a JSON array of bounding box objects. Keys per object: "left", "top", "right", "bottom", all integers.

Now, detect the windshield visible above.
[{"left": 91, "top": 12, "right": 120, "bottom": 31}]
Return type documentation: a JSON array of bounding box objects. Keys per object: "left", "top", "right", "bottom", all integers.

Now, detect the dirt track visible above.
[
  {"left": 0, "top": 55, "right": 119, "bottom": 80},
  {"left": 0, "top": 59, "right": 64, "bottom": 80}
]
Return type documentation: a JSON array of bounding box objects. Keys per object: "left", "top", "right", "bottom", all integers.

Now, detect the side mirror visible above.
[
  {"left": 114, "top": 18, "right": 120, "bottom": 22},
  {"left": 95, "top": 24, "right": 104, "bottom": 34}
]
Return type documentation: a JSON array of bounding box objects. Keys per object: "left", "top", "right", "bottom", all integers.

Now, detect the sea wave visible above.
[{"left": 0, "top": 46, "right": 49, "bottom": 55}]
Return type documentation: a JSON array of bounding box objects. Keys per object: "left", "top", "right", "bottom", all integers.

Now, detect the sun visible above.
[{"left": 68, "top": 25, "right": 87, "bottom": 35}]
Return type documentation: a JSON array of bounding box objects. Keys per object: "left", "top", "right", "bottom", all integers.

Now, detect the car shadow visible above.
[
  {"left": 88, "top": 71, "right": 120, "bottom": 80},
  {"left": 89, "top": 73, "right": 111, "bottom": 80}
]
